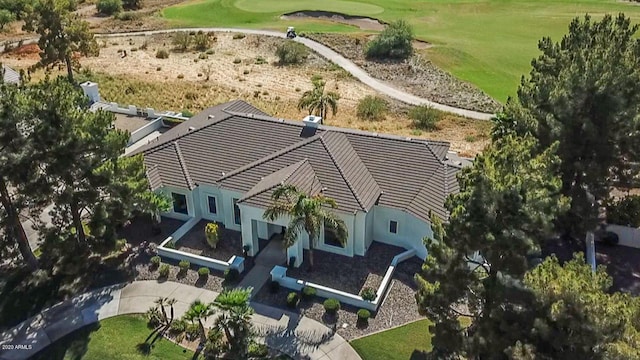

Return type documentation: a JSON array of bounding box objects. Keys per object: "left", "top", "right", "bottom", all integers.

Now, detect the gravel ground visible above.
[
  {"left": 176, "top": 220, "right": 244, "bottom": 261},
  {"left": 288, "top": 242, "right": 404, "bottom": 294},
  {"left": 254, "top": 256, "right": 425, "bottom": 340},
  {"left": 305, "top": 33, "right": 502, "bottom": 114}
]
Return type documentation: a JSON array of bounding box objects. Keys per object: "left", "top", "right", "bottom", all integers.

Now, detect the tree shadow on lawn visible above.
[{"left": 30, "top": 322, "right": 101, "bottom": 360}]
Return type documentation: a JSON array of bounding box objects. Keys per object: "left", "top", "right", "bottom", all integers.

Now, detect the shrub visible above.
[
  {"left": 205, "top": 223, "right": 220, "bottom": 249},
  {"left": 248, "top": 342, "right": 269, "bottom": 358},
  {"left": 150, "top": 255, "right": 161, "bottom": 268},
  {"left": 169, "top": 319, "right": 187, "bottom": 335},
  {"left": 365, "top": 19, "right": 414, "bottom": 59},
  {"left": 194, "top": 33, "right": 211, "bottom": 51},
  {"left": 360, "top": 287, "right": 377, "bottom": 301},
  {"left": 224, "top": 268, "right": 239, "bottom": 282},
  {"left": 115, "top": 11, "right": 139, "bottom": 21},
  {"left": 97, "top": 0, "right": 122, "bottom": 15},
  {"left": 302, "top": 286, "right": 317, "bottom": 299},
  {"left": 155, "top": 49, "right": 169, "bottom": 59},
  {"left": 275, "top": 42, "right": 308, "bottom": 65},
  {"left": 198, "top": 267, "right": 210, "bottom": 278},
  {"left": 232, "top": 33, "right": 246, "bottom": 40},
  {"left": 178, "top": 260, "right": 190, "bottom": 273},
  {"left": 410, "top": 105, "right": 443, "bottom": 130},
  {"left": 172, "top": 32, "right": 192, "bottom": 51},
  {"left": 357, "top": 96, "right": 388, "bottom": 121},
  {"left": 0, "top": 10, "right": 15, "bottom": 31},
  {"left": 164, "top": 241, "right": 176, "bottom": 249},
  {"left": 158, "top": 264, "right": 170, "bottom": 278},
  {"left": 269, "top": 280, "right": 280, "bottom": 294},
  {"left": 286, "top": 292, "right": 299, "bottom": 309},
  {"left": 185, "top": 322, "right": 200, "bottom": 341},
  {"left": 181, "top": 109, "right": 194, "bottom": 117},
  {"left": 122, "top": 0, "right": 142, "bottom": 10},
  {"left": 198, "top": 52, "right": 208, "bottom": 60},
  {"left": 357, "top": 309, "right": 371, "bottom": 323},
  {"left": 177, "top": 74, "right": 184, "bottom": 79},
  {"left": 206, "top": 49, "right": 215, "bottom": 55},
  {"left": 232, "top": 58, "right": 242, "bottom": 64},
  {"left": 323, "top": 298, "right": 340, "bottom": 314},
  {"left": 255, "top": 56, "right": 267, "bottom": 65}
]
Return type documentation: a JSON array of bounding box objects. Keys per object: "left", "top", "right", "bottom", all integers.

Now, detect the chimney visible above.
[
  {"left": 80, "top": 81, "right": 101, "bottom": 104},
  {"left": 302, "top": 115, "right": 322, "bottom": 128}
]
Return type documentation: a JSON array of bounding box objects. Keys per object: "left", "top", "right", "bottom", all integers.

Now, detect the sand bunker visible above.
[{"left": 281, "top": 10, "right": 387, "bottom": 31}]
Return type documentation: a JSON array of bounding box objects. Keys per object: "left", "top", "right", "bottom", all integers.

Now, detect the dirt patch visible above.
[
  {"left": 281, "top": 10, "right": 386, "bottom": 31},
  {"left": 305, "top": 32, "right": 501, "bottom": 114}
]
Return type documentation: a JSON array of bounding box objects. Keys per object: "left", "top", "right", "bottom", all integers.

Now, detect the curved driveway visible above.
[
  {"left": 0, "top": 280, "right": 361, "bottom": 360},
  {"left": 4, "top": 28, "right": 495, "bottom": 120}
]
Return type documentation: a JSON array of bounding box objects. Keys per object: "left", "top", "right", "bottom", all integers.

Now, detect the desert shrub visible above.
[
  {"left": 269, "top": 280, "right": 280, "bottom": 294},
  {"left": 122, "top": 0, "right": 142, "bottom": 10},
  {"left": 158, "top": 264, "right": 170, "bottom": 278},
  {"left": 198, "top": 52, "right": 208, "bottom": 60},
  {"left": 178, "top": 260, "right": 190, "bottom": 273},
  {"left": 155, "top": 49, "right": 169, "bottom": 59},
  {"left": 286, "top": 292, "right": 299, "bottom": 309},
  {"left": 177, "top": 74, "right": 184, "bottom": 79},
  {"left": 410, "top": 105, "right": 443, "bottom": 130},
  {"left": 605, "top": 195, "right": 640, "bottom": 227},
  {"left": 357, "top": 95, "right": 388, "bottom": 121},
  {"left": 198, "top": 267, "right": 210, "bottom": 278},
  {"left": 150, "top": 255, "right": 161, "bottom": 268},
  {"left": 194, "top": 32, "right": 210, "bottom": 51},
  {"left": 206, "top": 49, "right": 215, "bottom": 55},
  {"left": 97, "top": 0, "right": 122, "bottom": 15},
  {"left": 360, "top": 287, "right": 377, "bottom": 301},
  {"left": 323, "top": 298, "right": 340, "bottom": 314},
  {"left": 248, "top": 342, "right": 269, "bottom": 358},
  {"left": 181, "top": 109, "right": 194, "bottom": 117},
  {"left": 169, "top": 319, "right": 187, "bottom": 335},
  {"left": 163, "top": 241, "right": 176, "bottom": 249},
  {"left": 254, "top": 56, "right": 267, "bottom": 65},
  {"left": 205, "top": 223, "right": 220, "bottom": 249},
  {"left": 365, "top": 20, "right": 414, "bottom": 60},
  {"left": 357, "top": 309, "right": 371, "bottom": 323},
  {"left": 275, "top": 42, "right": 308, "bottom": 65},
  {"left": 0, "top": 9, "right": 15, "bottom": 30},
  {"left": 233, "top": 58, "right": 242, "bottom": 64},
  {"left": 232, "top": 33, "right": 245, "bottom": 40},
  {"left": 172, "top": 32, "right": 191, "bottom": 51},
  {"left": 243, "top": 69, "right": 250, "bottom": 75},
  {"left": 115, "top": 11, "right": 140, "bottom": 21},
  {"left": 302, "top": 286, "right": 317, "bottom": 300},
  {"left": 224, "top": 268, "right": 239, "bottom": 282}
]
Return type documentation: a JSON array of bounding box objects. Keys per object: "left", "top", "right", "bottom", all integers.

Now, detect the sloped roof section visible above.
[
  {"left": 320, "top": 132, "right": 381, "bottom": 210},
  {"left": 406, "top": 163, "right": 449, "bottom": 221},
  {"left": 2, "top": 65, "right": 20, "bottom": 84},
  {"left": 146, "top": 165, "right": 163, "bottom": 190},
  {"left": 143, "top": 143, "right": 190, "bottom": 190}
]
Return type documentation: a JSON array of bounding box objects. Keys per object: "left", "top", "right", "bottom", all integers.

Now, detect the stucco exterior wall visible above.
[{"left": 372, "top": 205, "right": 431, "bottom": 259}]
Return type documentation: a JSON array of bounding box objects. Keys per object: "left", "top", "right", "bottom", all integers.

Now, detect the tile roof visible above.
[{"left": 139, "top": 100, "right": 466, "bottom": 221}]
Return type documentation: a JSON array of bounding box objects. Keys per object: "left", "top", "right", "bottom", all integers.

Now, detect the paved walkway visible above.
[
  {"left": 1, "top": 28, "right": 494, "bottom": 120},
  {"left": 238, "top": 236, "right": 287, "bottom": 296},
  {"left": 0, "top": 280, "right": 361, "bottom": 360}
]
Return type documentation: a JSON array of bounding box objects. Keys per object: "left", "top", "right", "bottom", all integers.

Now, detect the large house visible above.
[{"left": 134, "top": 100, "right": 467, "bottom": 267}]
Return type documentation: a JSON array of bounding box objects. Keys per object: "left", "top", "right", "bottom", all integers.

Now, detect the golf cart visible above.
[{"left": 286, "top": 26, "right": 297, "bottom": 39}]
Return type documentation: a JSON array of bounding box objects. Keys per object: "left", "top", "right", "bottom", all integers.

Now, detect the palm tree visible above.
[
  {"left": 263, "top": 184, "right": 348, "bottom": 270},
  {"left": 184, "top": 300, "right": 216, "bottom": 342},
  {"left": 297, "top": 77, "right": 340, "bottom": 120},
  {"left": 212, "top": 288, "right": 254, "bottom": 359}
]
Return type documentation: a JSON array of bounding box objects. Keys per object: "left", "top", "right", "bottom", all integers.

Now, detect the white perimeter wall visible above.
[{"left": 605, "top": 224, "right": 640, "bottom": 249}]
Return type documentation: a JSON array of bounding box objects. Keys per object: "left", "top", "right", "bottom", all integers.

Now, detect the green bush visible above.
[
  {"left": 155, "top": 49, "right": 169, "bottom": 59},
  {"left": 163, "top": 241, "right": 176, "bottom": 249},
  {"left": 115, "top": 11, "right": 140, "bottom": 21},
  {"left": 0, "top": 9, "right": 15, "bottom": 31},
  {"left": 302, "top": 286, "right": 317, "bottom": 299},
  {"left": 122, "top": 0, "right": 142, "bottom": 10},
  {"left": 255, "top": 56, "right": 267, "bottom": 65},
  {"left": 150, "top": 255, "right": 161, "bottom": 268},
  {"left": 605, "top": 195, "right": 640, "bottom": 227},
  {"left": 185, "top": 322, "right": 200, "bottom": 341},
  {"left": 357, "top": 95, "right": 388, "bottom": 121},
  {"left": 365, "top": 20, "right": 414, "bottom": 60},
  {"left": 360, "top": 287, "right": 377, "bottom": 301},
  {"left": 181, "top": 109, "right": 194, "bottom": 117},
  {"left": 198, "top": 267, "right": 210, "bottom": 278},
  {"left": 286, "top": 292, "right": 299, "bottom": 309},
  {"left": 357, "top": 309, "right": 371, "bottom": 323},
  {"left": 275, "top": 42, "right": 308, "bottom": 65},
  {"left": 410, "top": 105, "right": 443, "bottom": 130},
  {"left": 169, "top": 319, "right": 187, "bottom": 335},
  {"left": 194, "top": 32, "right": 211, "bottom": 51},
  {"left": 323, "top": 298, "right": 341, "bottom": 314},
  {"left": 96, "top": 0, "right": 122, "bottom": 15},
  {"left": 232, "top": 33, "right": 246, "bottom": 40},
  {"left": 248, "top": 342, "right": 269, "bottom": 358},
  {"left": 178, "top": 260, "right": 190, "bottom": 273},
  {"left": 172, "top": 32, "right": 191, "bottom": 51},
  {"left": 224, "top": 268, "right": 239, "bottom": 282},
  {"left": 158, "top": 264, "right": 170, "bottom": 278}
]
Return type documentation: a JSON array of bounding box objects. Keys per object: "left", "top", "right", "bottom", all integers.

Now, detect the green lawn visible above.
[
  {"left": 163, "top": 0, "right": 640, "bottom": 102},
  {"left": 350, "top": 319, "right": 433, "bottom": 360},
  {"left": 32, "top": 315, "right": 193, "bottom": 360}
]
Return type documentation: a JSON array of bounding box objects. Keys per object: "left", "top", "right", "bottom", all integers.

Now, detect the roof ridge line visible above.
[
  {"left": 219, "top": 135, "right": 322, "bottom": 181},
  {"left": 405, "top": 163, "right": 443, "bottom": 214},
  {"left": 320, "top": 133, "right": 366, "bottom": 211},
  {"left": 241, "top": 159, "right": 309, "bottom": 202},
  {"left": 174, "top": 142, "right": 195, "bottom": 190}
]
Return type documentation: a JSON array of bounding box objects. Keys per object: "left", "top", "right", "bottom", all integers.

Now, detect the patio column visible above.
[
  {"left": 287, "top": 237, "right": 304, "bottom": 268},
  {"left": 240, "top": 212, "right": 259, "bottom": 257}
]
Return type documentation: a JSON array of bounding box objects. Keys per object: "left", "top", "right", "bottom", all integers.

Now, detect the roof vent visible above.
[
  {"left": 188, "top": 126, "right": 195, "bottom": 131},
  {"left": 208, "top": 115, "right": 215, "bottom": 119},
  {"left": 302, "top": 115, "right": 322, "bottom": 128}
]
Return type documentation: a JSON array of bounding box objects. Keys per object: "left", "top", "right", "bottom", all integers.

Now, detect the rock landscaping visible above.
[
  {"left": 305, "top": 33, "right": 502, "bottom": 114},
  {"left": 254, "top": 252, "right": 425, "bottom": 340}
]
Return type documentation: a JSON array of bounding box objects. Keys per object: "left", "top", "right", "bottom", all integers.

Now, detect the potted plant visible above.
[
  {"left": 205, "top": 223, "right": 220, "bottom": 249},
  {"left": 243, "top": 245, "right": 251, "bottom": 257}
]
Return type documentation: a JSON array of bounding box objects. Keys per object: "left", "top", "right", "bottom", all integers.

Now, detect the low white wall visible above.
[
  {"left": 157, "top": 216, "right": 245, "bottom": 273},
  {"left": 128, "top": 117, "right": 163, "bottom": 145},
  {"left": 605, "top": 224, "right": 640, "bottom": 249},
  {"left": 271, "top": 248, "right": 416, "bottom": 311}
]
